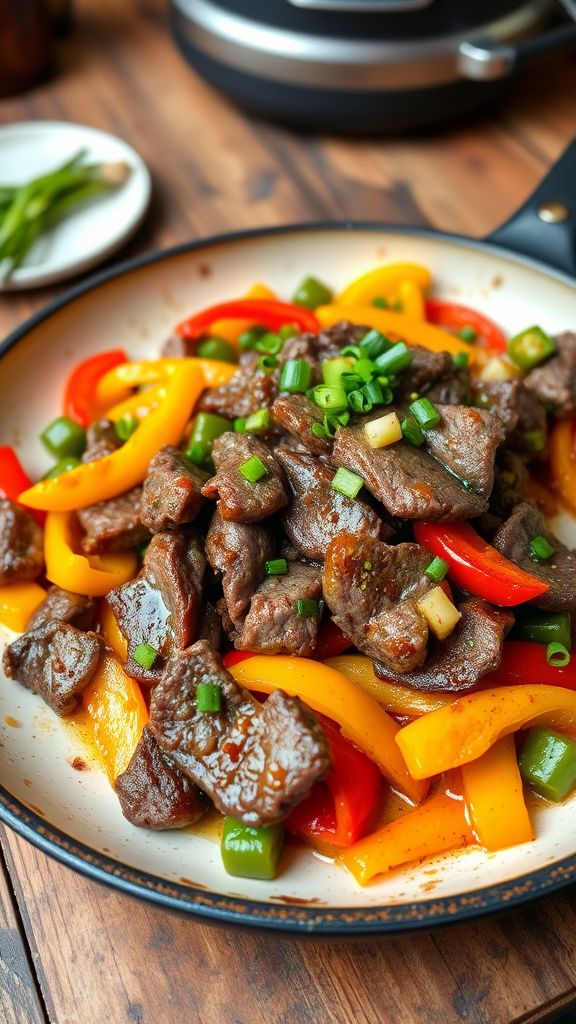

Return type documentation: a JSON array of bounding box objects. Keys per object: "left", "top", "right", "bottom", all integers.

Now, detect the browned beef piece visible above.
[
  {"left": 423, "top": 405, "right": 504, "bottom": 499},
  {"left": 374, "top": 599, "right": 514, "bottom": 692},
  {"left": 275, "top": 447, "right": 384, "bottom": 561},
  {"left": 332, "top": 420, "right": 487, "bottom": 520},
  {"left": 205, "top": 510, "right": 275, "bottom": 628},
  {"left": 323, "top": 533, "right": 433, "bottom": 674},
  {"left": 3, "top": 622, "right": 104, "bottom": 715},
  {"left": 471, "top": 379, "right": 547, "bottom": 455},
  {"left": 0, "top": 499, "right": 44, "bottom": 585},
  {"left": 394, "top": 346, "right": 453, "bottom": 403},
  {"left": 524, "top": 332, "right": 576, "bottom": 418},
  {"left": 426, "top": 365, "right": 471, "bottom": 407},
  {"left": 279, "top": 321, "right": 367, "bottom": 382},
  {"left": 489, "top": 450, "right": 529, "bottom": 522},
  {"left": 197, "top": 601, "right": 222, "bottom": 650},
  {"left": 115, "top": 726, "right": 209, "bottom": 830},
  {"left": 77, "top": 486, "right": 149, "bottom": 555},
  {"left": 492, "top": 502, "right": 576, "bottom": 611},
  {"left": 107, "top": 530, "right": 206, "bottom": 684},
  {"left": 27, "top": 586, "right": 96, "bottom": 632},
  {"left": 150, "top": 640, "right": 329, "bottom": 826},
  {"left": 271, "top": 393, "right": 332, "bottom": 456},
  {"left": 197, "top": 350, "right": 277, "bottom": 420},
  {"left": 232, "top": 563, "right": 322, "bottom": 656},
  {"left": 162, "top": 334, "right": 193, "bottom": 357},
  {"left": 201, "top": 433, "right": 288, "bottom": 523},
  {"left": 141, "top": 445, "right": 208, "bottom": 532},
  {"left": 82, "top": 419, "right": 121, "bottom": 463}
]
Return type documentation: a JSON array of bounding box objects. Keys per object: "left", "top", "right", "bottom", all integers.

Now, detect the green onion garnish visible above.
[
  {"left": 331, "top": 467, "right": 364, "bottom": 499},
  {"left": 409, "top": 397, "right": 441, "bottom": 430},
  {"left": 546, "top": 642, "right": 571, "bottom": 668},
  {"left": 43, "top": 456, "right": 81, "bottom": 479},
  {"left": 234, "top": 417, "right": 247, "bottom": 433},
  {"left": 347, "top": 390, "right": 371, "bottom": 414},
  {"left": 363, "top": 378, "right": 386, "bottom": 405},
  {"left": 196, "top": 683, "right": 222, "bottom": 712},
  {"left": 507, "top": 326, "right": 556, "bottom": 371},
  {"left": 239, "top": 326, "right": 266, "bottom": 350},
  {"left": 374, "top": 341, "right": 412, "bottom": 376},
  {"left": 322, "top": 356, "right": 355, "bottom": 388},
  {"left": 279, "top": 358, "right": 312, "bottom": 394},
  {"left": 401, "top": 416, "right": 425, "bottom": 447},
  {"left": 292, "top": 275, "right": 332, "bottom": 310},
  {"left": 255, "top": 332, "right": 283, "bottom": 355},
  {"left": 453, "top": 352, "right": 470, "bottom": 369},
  {"left": 425, "top": 556, "right": 449, "bottom": 582},
  {"left": 279, "top": 324, "right": 297, "bottom": 341},
  {"left": 244, "top": 408, "right": 270, "bottom": 433},
  {"left": 296, "top": 598, "right": 320, "bottom": 617},
  {"left": 265, "top": 558, "right": 288, "bottom": 576},
  {"left": 354, "top": 358, "right": 377, "bottom": 382},
  {"left": 459, "top": 326, "right": 478, "bottom": 342},
  {"left": 311, "top": 423, "right": 330, "bottom": 439},
  {"left": 114, "top": 413, "right": 139, "bottom": 443},
  {"left": 186, "top": 441, "right": 210, "bottom": 465},
  {"left": 133, "top": 642, "right": 158, "bottom": 670},
  {"left": 372, "top": 296, "right": 388, "bottom": 309},
  {"left": 256, "top": 355, "right": 279, "bottom": 373},
  {"left": 340, "top": 344, "right": 363, "bottom": 359},
  {"left": 238, "top": 455, "right": 268, "bottom": 483},
  {"left": 359, "top": 329, "right": 391, "bottom": 360},
  {"left": 196, "top": 337, "right": 238, "bottom": 363},
  {"left": 529, "top": 535, "right": 555, "bottom": 562},
  {"left": 312, "top": 384, "right": 348, "bottom": 411}
]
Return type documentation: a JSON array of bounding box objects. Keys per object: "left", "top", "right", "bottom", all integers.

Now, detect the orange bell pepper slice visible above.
[
  {"left": 461, "top": 736, "right": 534, "bottom": 852},
  {"left": 323, "top": 655, "right": 453, "bottom": 717},
  {"left": 95, "top": 356, "right": 236, "bottom": 411},
  {"left": 100, "top": 600, "right": 128, "bottom": 662},
  {"left": 81, "top": 653, "right": 148, "bottom": 782},
  {"left": 338, "top": 262, "right": 432, "bottom": 305},
  {"left": 550, "top": 416, "right": 576, "bottom": 514},
  {"left": 0, "top": 582, "right": 46, "bottom": 632},
  {"left": 105, "top": 383, "right": 168, "bottom": 422},
  {"left": 316, "top": 303, "right": 474, "bottom": 360},
  {"left": 210, "top": 282, "right": 276, "bottom": 344},
  {"left": 44, "top": 510, "right": 137, "bottom": 597}
]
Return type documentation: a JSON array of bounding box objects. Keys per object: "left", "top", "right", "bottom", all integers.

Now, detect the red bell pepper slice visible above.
[
  {"left": 176, "top": 299, "right": 320, "bottom": 341},
  {"left": 287, "top": 717, "right": 382, "bottom": 848},
  {"left": 414, "top": 521, "right": 549, "bottom": 607},
  {"left": 482, "top": 641, "right": 576, "bottom": 690},
  {"left": 222, "top": 650, "right": 254, "bottom": 669},
  {"left": 312, "top": 619, "right": 352, "bottom": 661},
  {"left": 63, "top": 349, "right": 128, "bottom": 427},
  {"left": 0, "top": 446, "right": 44, "bottom": 525},
  {"left": 425, "top": 299, "right": 506, "bottom": 352}
]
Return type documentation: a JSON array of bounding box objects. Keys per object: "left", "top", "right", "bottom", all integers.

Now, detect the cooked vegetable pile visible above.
[{"left": 1, "top": 262, "right": 575, "bottom": 885}]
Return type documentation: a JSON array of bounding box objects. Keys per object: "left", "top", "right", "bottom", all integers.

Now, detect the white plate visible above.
[{"left": 0, "top": 121, "right": 151, "bottom": 290}]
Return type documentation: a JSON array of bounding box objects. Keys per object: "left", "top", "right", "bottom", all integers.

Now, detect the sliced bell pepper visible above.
[
  {"left": 80, "top": 653, "right": 148, "bottom": 782},
  {"left": 44, "top": 510, "right": 137, "bottom": 596},
  {"left": 342, "top": 783, "right": 473, "bottom": 885},
  {"left": 519, "top": 726, "right": 576, "bottom": 802},
  {"left": 104, "top": 383, "right": 168, "bottom": 423},
  {"left": 312, "top": 619, "right": 353, "bottom": 661},
  {"left": 481, "top": 641, "right": 575, "bottom": 690},
  {"left": 461, "top": 735, "right": 534, "bottom": 851},
  {"left": 316, "top": 304, "right": 474, "bottom": 360},
  {"left": 338, "top": 262, "right": 432, "bottom": 306},
  {"left": 177, "top": 299, "right": 320, "bottom": 342},
  {"left": 229, "top": 655, "right": 429, "bottom": 805},
  {"left": 286, "top": 716, "right": 382, "bottom": 848},
  {"left": 550, "top": 416, "right": 576, "bottom": 514},
  {"left": 96, "top": 356, "right": 237, "bottom": 411},
  {"left": 100, "top": 600, "right": 128, "bottom": 662},
  {"left": 0, "top": 582, "right": 46, "bottom": 632},
  {"left": 396, "top": 684, "right": 576, "bottom": 780},
  {"left": 397, "top": 279, "right": 425, "bottom": 319},
  {"left": 222, "top": 650, "right": 255, "bottom": 669},
  {"left": 324, "top": 654, "right": 454, "bottom": 717},
  {"left": 63, "top": 349, "right": 127, "bottom": 426},
  {"left": 19, "top": 362, "right": 204, "bottom": 512},
  {"left": 413, "top": 521, "right": 550, "bottom": 606},
  {"left": 221, "top": 817, "right": 284, "bottom": 879},
  {"left": 424, "top": 300, "right": 506, "bottom": 352},
  {"left": 210, "top": 282, "right": 276, "bottom": 343},
  {"left": 0, "top": 446, "right": 44, "bottom": 525}
]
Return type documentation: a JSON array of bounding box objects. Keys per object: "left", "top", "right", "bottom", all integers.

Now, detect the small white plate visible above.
[{"left": 0, "top": 121, "right": 151, "bottom": 291}]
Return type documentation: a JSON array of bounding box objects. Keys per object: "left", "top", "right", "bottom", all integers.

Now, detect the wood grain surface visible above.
[{"left": 1, "top": 2, "right": 576, "bottom": 1022}]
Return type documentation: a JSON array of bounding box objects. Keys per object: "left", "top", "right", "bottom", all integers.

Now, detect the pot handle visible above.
[
  {"left": 486, "top": 138, "right": 576, "bottom": 277},
  {"left": 458, "top": 25, "right": 576, "bottom": 82}
]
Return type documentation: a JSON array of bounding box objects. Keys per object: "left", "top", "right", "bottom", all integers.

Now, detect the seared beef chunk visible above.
[
  {"left": 323, "top": 533, "right": 433, "bottom": 674},
  {"left": 150, "top": 640, "right": 329, "bottom": 826},
  {"left": 493, "top": 502, "right": 576, "bottom": 611},
  {"left": 77, "top": 487, "right": 149, "bottom": 554},
  {"left": 231, "top": 563, "right": 322, "bottom": 656},
  {"left": 107, "top": 530, "right": 205, "bottom": 683},
  {"left": 374, "top": 599, "right": 513, "bottom": 692},
  {"left": 197, "top": 601, "right": 222, "bottom": 650},
  {"left": 524, "top": 332, "right": 576, "bottom": 418},
  {"left": 275, "top": 447, "right": 384, "bottom": 561},
  {"left": 142, "top": 445, "right": 208, "bottom": 532},
  {"left": 271, "top": 393, "right": 333, "bottom": 456},
  {"left": 332, "top": 420, "right": 487, "bottom": 520},
  {"left": 202, "top": 433, "right": 288, "bottom": 523},
  {"left": 205, "top": 510, "right": 274, "bottom": 628},
  {"left": 471, "top": 379, "right": 547, "bottom": 455},
  {"left": 115, "top": 726, "right": 209, "bottom": 830},
  {"left": 423, "top": 405, "right": 504, "bottom": 499},
  {"left": 426, "top": 365, "right": 471, "bottom": 407},
  {"left": 198, "top": 350, "right": 277, "bottom": 420},
  {"left": 489, "top": 450, "right": 529, "bottom": 522},
  {"left": 279, "top": 321, "right": 366, "bottom": 382},
  {"left": 162, "top": 333, "right": 192, "bottom": 357},
  {"left": 0, "top": 500, "right": 44, "bottom": 585},
  {"left": 27, "top": 586, "right": 96, "bottom": 632},
  {"left": 82, "top": 419, "right": 121, "bottom": 463},
  {"left": 3, "top": 622, "right": 104, "bottom": 715},
  {"left": 394, "top": 346, "right": 453, "bottom": 403}
]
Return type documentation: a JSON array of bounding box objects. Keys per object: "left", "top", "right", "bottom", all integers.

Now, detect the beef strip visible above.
[
  {"left": 197, "top": 601, "right": 222, "bottom": 650},
  {"left": 374, "top": 599, "right": 514, "bottom": 692},
  {"left": 27, "top": 586, "right": 96, "bottom": 632},
  {"left": 0, "top": 499, "right": 44, "bottom": 585},
  {"left": 426, "top": 365, "right": 471, "bottom": 406},
  {"left": 232, "top": 562, "right": 322, "bottom": 656},
  {"left": 3, "top": 622, "right": 104, "bottom": 715},
  {"left": 162, "top": 334, "right": 192, "bottom": 357},
  {"left": 275, "top": 447, "right": 384, "bottom": 561},
  {"left": 149, "top": 640, "right": 329, "bottom": 826},
  {"left": 492, "top": 502, "right": 576, "bottom": 611},
  {"left": 524, "top": 332, "right": 576, "bottom": 418},
  {"left": 77, "top": 486, "right": 149, "bottom": 554},
  {"left": 107, "top": 530, "right": 206, "bottom": 683},
  {"left": 271, "top": 393, "right": 333, "bottom": 456},
  {"left": 279, "top": 321, "right": 367, "bottom": 382},
  {"left": 423, "top": 405, "right": 504, "bottom": 499},
  {"left": 197, "top": 350, "right": 278, "bottom": 420},
  {"left": 471, "top": 379, "right": 547, "bottom": 455},
  {"left": 141, "top": 445, "right": 208, "bottom": 532},
  {"left": 322, "top": 533, "right": 434, "bottom": 674},
  {"left": 393, "top": 346, "right": 453, "bottom": 403},
  {"left": 332, "top": 419, "right": 487, "bottom": 520},
  {"left": 115, "top": 726, "right": 209, "bottom": 830},
  {"left": 82, "top": 419, "right": 121, "bottom": 463},
  {"left": 205, "top": 510, "right": 275, "bottom": 628},
  {"left": 489, "top": 450, "right": 529, "bottom": 522},
  {"left": 201, "top": 433, "right": 288, "bottom": 523}
]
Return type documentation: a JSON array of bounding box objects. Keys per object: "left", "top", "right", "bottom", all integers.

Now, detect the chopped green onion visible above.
[
  {"left": 239, "top": 326, "right": 266, "bottom": 350},
  {"left": 513, "top": 609, "right": 571, "bottom": 649},
  {"left": 401, "top": 416, "right": 425, "bottom": 447},
  {"left": 196, "top": 682, "right": 222, "bottom": 713},
  {"left": 221, "top": 818, "right": 284, "bottom": 880},
  {"left": 292, "top": 275, "right": 333, "bottom": 310},
  {"left": 188, "top": 412, "right": 230, "bottom": 450},
  {"left": 279, "top": 324, "right": 297, "bottom": 341},
  {"left": 425, "top": 556, "right": 449, "bottom": 582},
  {"left": 459, "top": 326, "right": 478, "bottom": 342},
  {"left": 340, "top": 344, "right": 363, "bottom": 359},
  {"left": 311, "top": 422, "right": 330, "bottom": 439},
  {"left": 331, "top": 467, "right": 364, "bottom": 499},
  {"left": 244, "top": 408, "right": 270, "bottom": 433},
  {"left": 322, "top": 357, "right": 355, "bottom": 387},
  {"left": 375, "top": 341, "right": 412, "bottom": 376},
  {"left": 234, "top": 417, "right": 247, "bottom": 433},
  {"left": 529, "top": 535, "right": 555, "bottom": 562},
  {"left": 507, "top": 326, "right": 556, "bottom": 370},
  {"left": 256, "top": 354, "right": 279, "bottom": 373},
  {"left": 341, "top": 372, "right": 363, "bottom": 392},
  {"left": 279, "top": 358, "right": 312, "bottom": 394},
  {"left": 524, "top": 429, "right": 546, "bottom": 453},
  {"left": 312, "top": 384, "right": 348, "bottom": 411},
  {"left": 255, "top": 332, "right": 283, "bottom": 355},
  {"left": 409, "top": 397, "right": 441, "bottom": 430},
  {"left": 296, "top": 598, "right": 321, "bottom": 617},
  {"left": 546, "top": 642, "right": 571, "bottom": 668},
  {"left": 359, "top": 329, "right": 391, "bottom": 360},
  {"left": 43, "top": 456, "right": 81, "bottom": 479},
  {"left": 40, "top": 416, "right": 86, "bottom": 459},
  {"left": 372, "top": 296, "right": 388, "bottom": 309},
  {"left": 347, "top": 390, "right": 371, "bottom": 414},
  {"left": 363, "top": 378, "right": 386, "bottom": 405},
  {"left": 519, "top": 727, "right": 576, "bottom": 801},
  {"left": 196, "top": 337, "right": 238, "bottom": 363},
  {"left": 133, "top": 642, "right": 158, "bottom": 670},
  {"left": 185, "top": 441, "right": 210, "bottom": 466},
  {"left": 453, "top": 352, "right": 470, "bottom": 369},
  {"left": 265, "top": 558, "right": 288, "bottom": 576},
  {"left": 238, "top": 455, "right": 268, "bottom": 483},
  {"left": 354, "top": 358, "right": 377, "bottom": 382},
  {"left": 114, "top": 413, "right": 139, "bottom": 442}
]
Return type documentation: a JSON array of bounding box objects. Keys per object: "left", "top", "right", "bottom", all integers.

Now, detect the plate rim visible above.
[{"left": 1, "top": 219, "right": 574, "bottom": 936}]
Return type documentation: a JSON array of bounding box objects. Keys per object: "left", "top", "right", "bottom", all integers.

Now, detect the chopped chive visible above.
[
  {"left": 133, "top": 642, "right": 158, "bottom": 670},
  {"left": 507, "top": 326, "right": 556, "bottom": 370},
  {"left": 234, "top": 417, "right": 247, "bottom": 433},
  {"left": 256, "top": 354, "right": 279, "bottom": 373},
  {"left": 374, "top": 341, "right": 412, "bottom": 375},
  {"left": 196, "top": 337, "right": 238, "bottom": 363},
  {"left": 197, "top": 682, "right": 222, "bottom": 712},
  {"left": 363, "top": 378, "right": 385, "bottom": 405},
  {"left": 279, "top": 358, "right": 312, "bottom": 394},
  {"left": 340, "top": 344, "right": 363, "bottom": 359},
  {"left": 347, "top": 389, "right": 371, "bottom": 414},
  {"left": 239, "top": 455, "right": 268, "bottom": 483},
  {"left": 322, "top": 356, "right": 355, "bottom": 388},
  {"left": 279, "top": 323, "right": 297, "bottom": 341},
  {"left": 546, "top": 642, "right": 571, "bottom": 668},
  {"left": 255, "top": 332, "right": 283, "bottom": 355},
  {"left": 244, "top": 408, "right": 270, "bottom": 433},
  {"left": 354, "top": 358, "right": 377, "bottom": 382},
  {"left": 312, "top": 384, "right": 348, "bottom": 411},
  {"left": 401, "top": 416, "right": 425, "bottom": 447},
  {"left": 459, "top": 325, "right": 478, "bottom": 342},
  {"left": 296, "top": 598, "right": 320, "bottom": 617},
  {"left": 529, "top": 535, "right": 555, "bottom": 562},
  {"left": 239, "top": 326, "right": 266, "bottom": 350},
  {"left": 425, "top": 556, "right": 449, "bottom": 582},
  {"left": 359, "top": 329, "right": 390, "bottom": 360},
  {"left": 453, "top": 352, "right": 470, "bottom": 369},
  {"left": 331, "top": 467, "right": 364, "bottom": 499},
  {"left": 409, "top": 396, "right": 441, "bottom": 430},
  {"left": 265, "top": 558, "right": 288, "bottom": 576},
  {"left": 114, "top": 412, "right": 139, "bottom": 442},
  {"left": 311, "top": 422, "right": 330, "bottom": 438},
  {"left": 524, "top": 429, "right": 546, "bottom": 453}
]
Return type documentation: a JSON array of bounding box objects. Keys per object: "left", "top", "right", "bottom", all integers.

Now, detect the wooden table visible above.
[{"left": 1, "top": 3, "right": 576, "bottom": 1021}]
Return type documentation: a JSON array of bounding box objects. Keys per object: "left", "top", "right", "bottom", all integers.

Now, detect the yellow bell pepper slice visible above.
[
  {"left": 323, "top": 655, "right": 454, "bottom": 717},
  {"left": 550, "top": 416, "right": 576, "bottom": 514},
  {"left": 461, "top": 736, "right": 534, "bottom": 852},
  {"left": 100, "top": 600, "right": 128, "bottom": 662},
  {"left": 230, "top": 655, "right": 429, "bottom": 805},
  {"left": 338, "top": 262, "right": 432, "bottom": 306},
  {"left": 342, "top": 785, "right": 474, "bottom": 885},
  {"left": 19, "top": 362, "right": 205, "bottom": 512},
  {"left": 316, "top": 304, "right": 474, "bottom": 360},
  {"left": 80, "top": 653, "right": 148, "bottom": 782},
  {"left": 398, "top": 279, "right": 425, "bottom": 319},
  {"left": 0, "top": 582, "right": 46, "bottom": 632},
  {"left": 44, "top": 511, "right": 137, "bottom": 597},
  {"left": 210, "top": 282, "right": 276, "bottom": 344},
  {"left": 105, "top": 383, "right": 168, "bottom": 422},
  {"left": 396, "top": 685, "right": 576, "bottom": 780},
  {"left": 96, "top": 356, "right": 237, "bottom": 410}
]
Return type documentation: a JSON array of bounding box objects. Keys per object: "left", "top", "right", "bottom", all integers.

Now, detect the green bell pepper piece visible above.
[
  {"left": 519, "top": 727, "right": 576, "bottom": 801},
  {"left": 221, "top": 817, "right": 284, "bottom": 879}
]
